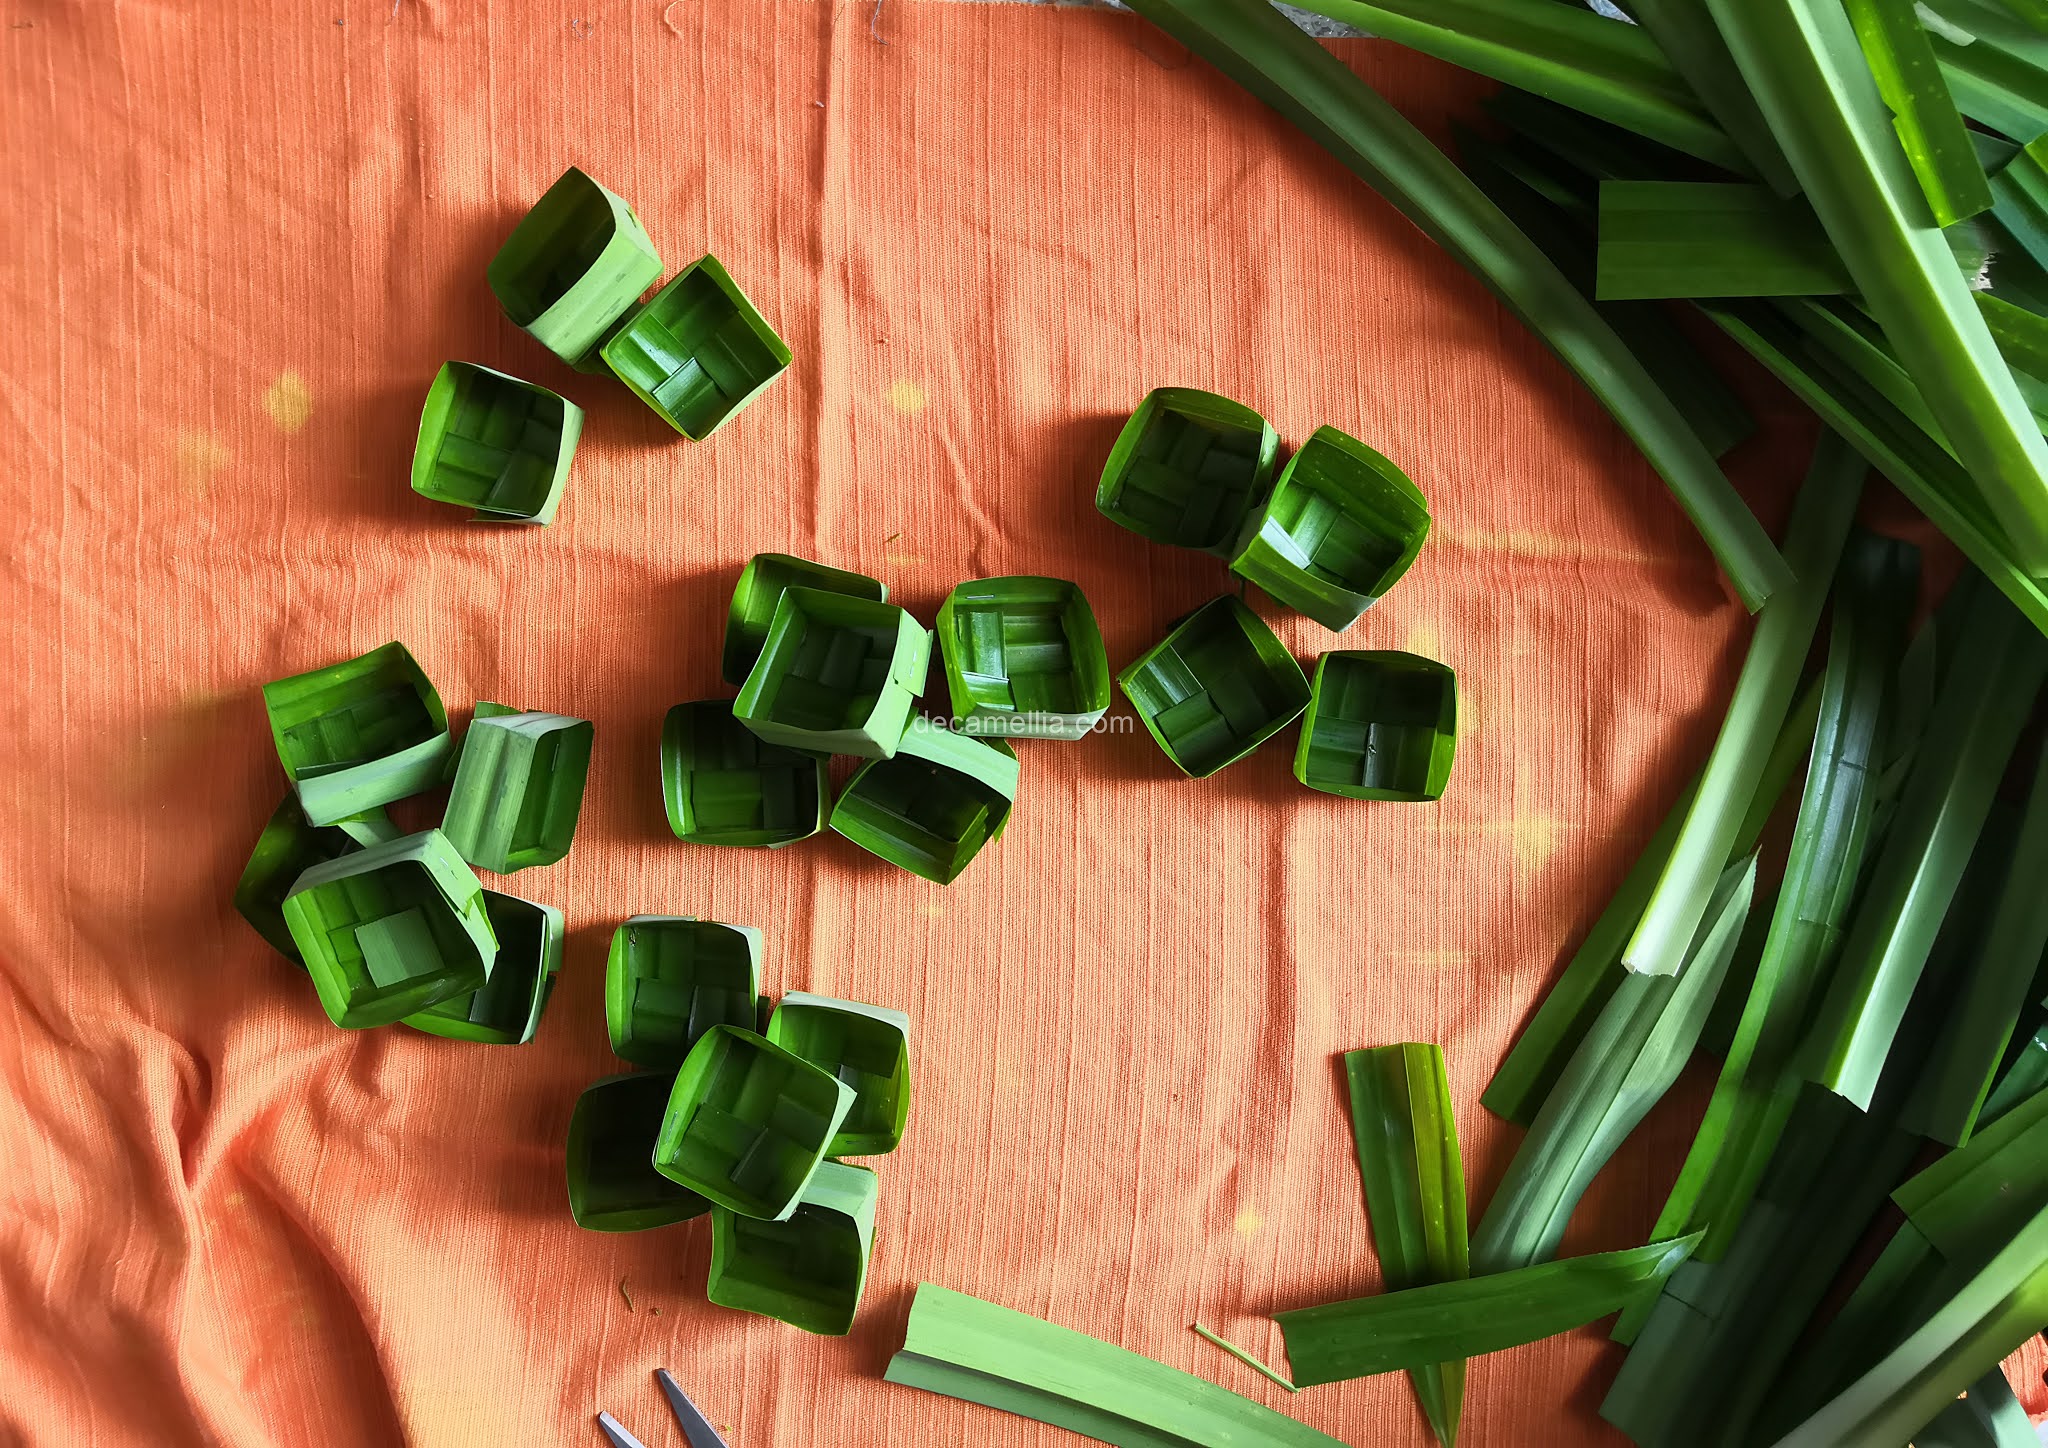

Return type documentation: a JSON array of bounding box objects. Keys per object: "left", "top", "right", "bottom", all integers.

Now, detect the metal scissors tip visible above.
[
  {"left": 595, "top": 1411, "right": 650, "bottom": 1448},
  {"left": 656, "top": 1368, "right": 730, "bottom": 1448}
]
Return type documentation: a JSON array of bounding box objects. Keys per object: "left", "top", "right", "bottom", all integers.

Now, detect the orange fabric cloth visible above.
[{"left": 4, "top": 2, "right": 2039, "bottom": 1445}]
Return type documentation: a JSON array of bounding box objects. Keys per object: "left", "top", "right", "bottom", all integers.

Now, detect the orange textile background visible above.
[{"left": 5, "top": 2, "right": 2030, "bottom": 1446}]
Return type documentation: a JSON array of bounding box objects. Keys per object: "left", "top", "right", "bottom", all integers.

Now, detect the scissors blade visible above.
[
  {"left": 656, "top": 1368, "right": 730, "bottom": 1448},
  {"left": 596, "top": 1411, "right": 651, "bottom": 1448}
]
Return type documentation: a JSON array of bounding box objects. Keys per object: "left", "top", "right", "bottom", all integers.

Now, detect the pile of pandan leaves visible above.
[{"left": 1108, "top": 0, "right": 2048, "bottom": 1445}]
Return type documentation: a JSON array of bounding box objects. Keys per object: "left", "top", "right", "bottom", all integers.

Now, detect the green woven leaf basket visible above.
[
  {"left": 707, "top": 1159, "right": 878, "bottom": 1335},
  {"left": 1118, "top": 596, "right": 1311, "bottom": 778},
  {"left": 653, "top": 1025, "right": 857, "bottom": 1221},
  {"left": 733, "top": 587, "right": 931, "bottom": 759},
  {"left": 1096, "top": 387, "right": 1281, "bottom": 556},
  {"left": 1229, "top": 425, "right": 1430, "bottom": 631},
  {"left": 765, "top": 992, "right": 912, "bottom": 1155},
  {"left": 487, "top": 166, "right": 661, "bottom": 367},
  {"left": 441, "top": 702, "right": 594, "bottom": 873},
  {"left": 660, "top": 698, "right": 830, "bottom": 848},
  {"left": 411, "top": 362, "right": 583, "bottom": 524},
  {"left": 830, "top": 717, "right": 1019, "bottom": 884},
  {"left": 936, "top": 576, "right": 1111, "bottom": 741},
  {"left": 1295, "top": 651, "right": 1457, "bottom": 802},
  {"left": 281, "top": 827, "right": 497, "bottom": 1029},
  {"left": 606, "top": 915, "right": 763, "bottom": 1069},
  {"left": 566, "top": 1071, "right": 713, "bottom": 1233},
  {"left": 600, "top": 255, "right": 792, "bottom": 439},
  {"left": 261, "top": 641, "right": 452, "bottom": 826}
]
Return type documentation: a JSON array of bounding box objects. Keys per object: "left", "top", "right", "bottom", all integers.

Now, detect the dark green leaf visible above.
[
  {"left": 1770, "top": 1203, "right": 2048, "bottom": 1448},
  {"left": 1797, "top": 577, "right": 2048, "bottom": 1108},
  {"left": 1274, "top": 1234, "right": 1702, "bottom": 1388},
  {"left": 1344, "top": 1045, "right": 1467, "bottom": 1446},
  {"left": 1471, "top": 858, "right": 1754, "bottom": 1274},
  {"left": 1628, "top": 0, "right": 1800, "bottom": 192},
  {"left": 1283, "top": 0, "right": 1746, "bottom": 170},
  {"left": 1904, "top": 746, "right": 2048, "bottom": 1144}
]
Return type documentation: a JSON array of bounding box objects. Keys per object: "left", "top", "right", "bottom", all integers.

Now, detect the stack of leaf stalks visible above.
[{"left": 1113, "top": 0, "right": 2048, "bottom": 1442}]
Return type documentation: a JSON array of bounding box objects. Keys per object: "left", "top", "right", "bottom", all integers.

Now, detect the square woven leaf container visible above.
[
  {"left": 281, "top": 828, "right": 497, "bottom": 1029},
  {"left": 1095, "top": 387, "right": 1280, "bottom": 556},
  {"left": 607, "top": 916, "right": 763, "bottom": 1069},
  {"left": 733, "top": 587, "right": 931, "bottom": 759},
  {"left": 487, "top": 166, "right": 661, "bottom": 366},
  {"left": 411, "top": 362, "right": 583, "bottom": 525},
  {"left": 1295, "top": 651, "right": 1458, "bottom": 802},
  {"left": 660, "top": 699, "right": 829, "bottom": 848},
  {"left": 829, "top": 718, "right": 1019, "bottom": 884},
  {"left": 707, "top": 1159, "right": 877, "bottom": 1335},
  {"left": 653, "top": 1025, "right": 857, "bottom": 1221},
  {"left": 441, "top": 703, "right": 593, "bottom": 873},
  {"left": 262, "top": 641, "right": 452, "bottom": 826},
  {"left": 565, "top": 1071, "right": 713, "bottom": 1233},
  {"left": 765, "top": 992, "right": 911, "bottom": 1155},
  {"left": 233, "top": 796, "right": 398, "bottom": 963},
  {"left": 1118, "top": 596, "right": 1311, "bottom": 779},
  {"left": 600, "top": 255, "right": 791, "bottom": 440},
  {"left": 936, "top": 576, "right": 1111, "bottom": 741},
  {"left": 723, "top": 553, "right": 888, "bottom": 686},
  {"left": 405, "top": 890, "right": 564, "bottom": 1044},
  {"left": 1229, "top": 425, "right": 1430, "bottom": 631}
]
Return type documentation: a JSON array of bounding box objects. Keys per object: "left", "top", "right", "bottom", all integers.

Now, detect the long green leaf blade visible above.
[
  {"left": 1702, "top": 301, "right": 2048, "bottom": 634},
  {"left": 885, "top": 1284, "right": 1349, "bottom": 1448},
  {"left": 1770, "top": 1202, "right": 2048, "bottom": 1448},
  {"left": 1625, "top": 432, "right": 1865, "bottom": 977},
  {"left": 1896, "top": 1083, "right": 2048, "bottom": 1259},
  {"left": 1282, "top": 0, "right": 1746, "bottom": 171},
  {"left": 1905, "top": 748, "right": 2048, "bottom": 1144},
  {"left": 1121, "top": 0, "right": 1792, "bottom": 609},
  {"left": 1842, "top": 0, "right": 1994, "bottom": 224},
  {"left": 1980, "top": 288, "right": 2048, "bottom": 379},
  {"left": 1273, "top": 1234, "right": 1702, "bottom": 1388},
  {"left": 1344, "top": 1045, "right": 1467, "bottom": 1446},
  {"left": 1472, "top": 857, "right": 1755, "bottom": 1274},
  {"left": 1629, "top": 0, "right": 1801, "bottom": 192},
  {"left": 1705, "top": 0, "right": 2048, "bottom": 572},
  {"left": 1797, "top": 576, "right": 2048, "bottom": 1108},
  {"left": 1642, "top": 528, "right": 1917, "bottom": 1259}
]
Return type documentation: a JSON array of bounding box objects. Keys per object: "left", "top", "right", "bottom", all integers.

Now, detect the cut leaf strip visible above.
[
  {"left": 1274, "top": 1234, "right": 1702, "bottom": 1388},
  {"left": 884, "top": 1284, "right": 1349, "bottom": 1447},
  {"left": 1842, "top": 0, "right": 1994, "bottom": 226},
  {"left": 1344, "top": 1044, "right": 1468, "bottom": 1445}
]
